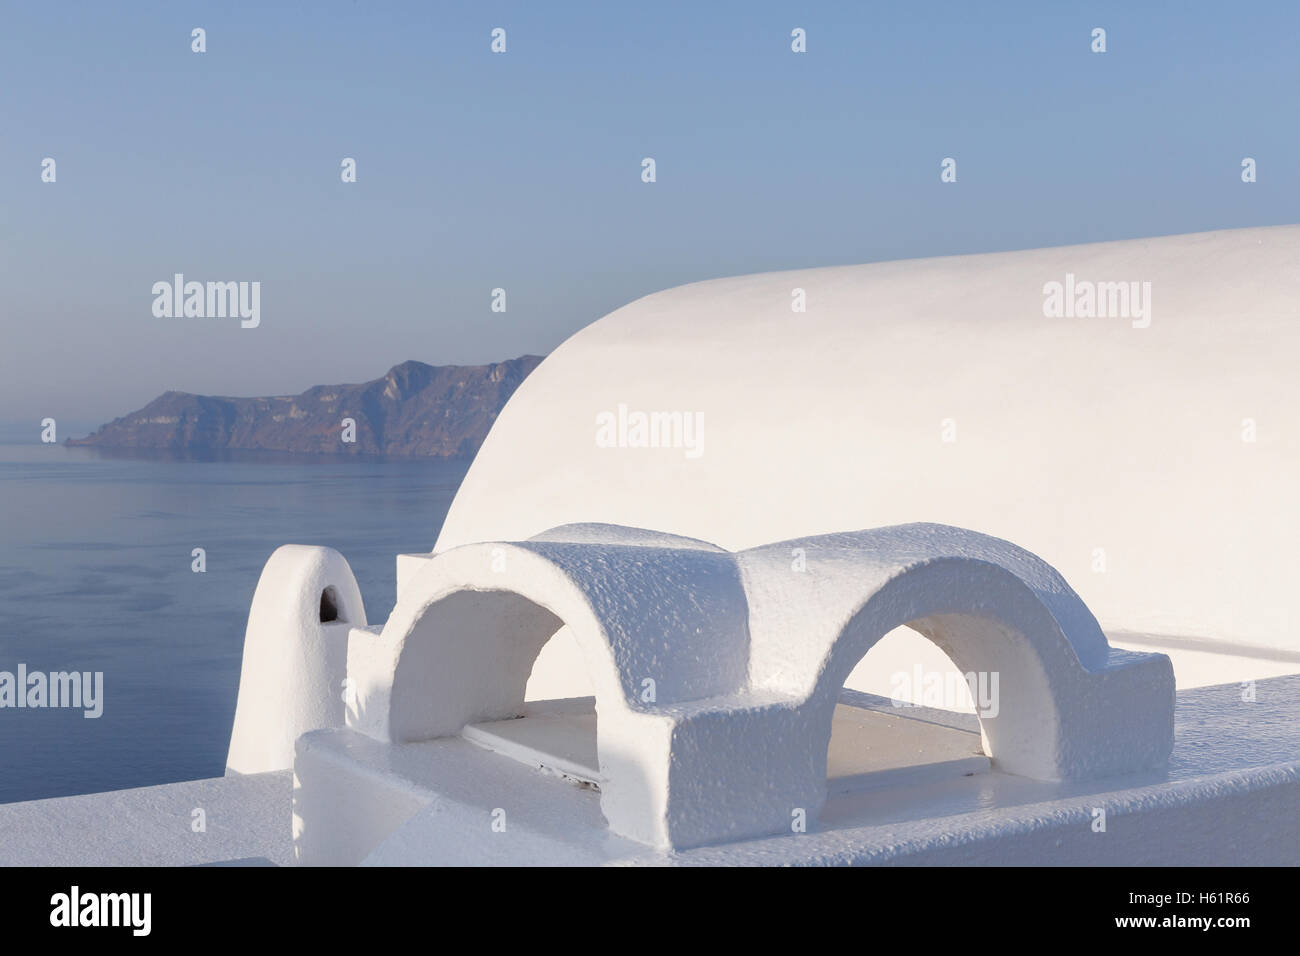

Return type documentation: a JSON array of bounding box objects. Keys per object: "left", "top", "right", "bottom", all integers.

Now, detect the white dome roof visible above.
[{"left": 438, "top": 226, "right": 1299, "bottom": 650}]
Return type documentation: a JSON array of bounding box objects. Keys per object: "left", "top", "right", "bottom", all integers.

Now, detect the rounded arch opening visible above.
[
  {"left": 821, "top": 615, "right": 1029, "bottom": 802},
  {"left": 811, "top": 559, "right": 1083, "bottom": 801},
  {"left": 385, "top": 577, "right": 623, "bottom": 789}
]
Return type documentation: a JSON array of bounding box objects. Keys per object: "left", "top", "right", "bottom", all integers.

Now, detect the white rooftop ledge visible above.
[
  {"left": 0, "top": 771, "right": 293, "bottom": 867},
  {"left": 291, "top": 676, "right": 1299, "bottom": 866},
  {"left": 1, "top": 671, "right": 1292, "bottom": 866}
]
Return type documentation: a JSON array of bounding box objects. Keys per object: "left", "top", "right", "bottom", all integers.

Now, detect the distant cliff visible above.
[{"left": 67, "top": 356, "right": 544, "bottom": 459}]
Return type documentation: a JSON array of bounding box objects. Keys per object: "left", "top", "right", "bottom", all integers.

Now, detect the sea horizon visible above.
[{"left": 0, "top": 435, "right": 468, "bottom": 803}]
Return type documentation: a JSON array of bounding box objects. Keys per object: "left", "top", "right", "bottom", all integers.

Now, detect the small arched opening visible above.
[{"left": 319, "top": 586, "right": 345, "bottom": 623}]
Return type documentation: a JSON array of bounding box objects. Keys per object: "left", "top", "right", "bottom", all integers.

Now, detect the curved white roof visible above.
[{"left": 438, "top": 226, "right": 1299, "bottom": 651}]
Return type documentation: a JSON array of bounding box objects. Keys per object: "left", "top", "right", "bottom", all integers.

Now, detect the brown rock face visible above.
[{"left": 67, "top": 356, "right": 544, "bottom": 459}]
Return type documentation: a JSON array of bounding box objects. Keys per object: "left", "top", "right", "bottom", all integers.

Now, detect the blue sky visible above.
[{"left": 3, "top": 1, "right": 1297, "bottom": 423}]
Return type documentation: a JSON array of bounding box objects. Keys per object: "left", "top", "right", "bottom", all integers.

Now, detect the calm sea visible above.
[{"left": 0, "top": 428, "right": 467, "bottom": 804}]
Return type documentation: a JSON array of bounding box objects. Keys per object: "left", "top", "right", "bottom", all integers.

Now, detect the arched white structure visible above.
[
  {"left": 345, "top": 525, "right": 750, "bottom": 847},
  {"left": 339, "top": 522, "right": 1172, "bottom": 849},
  {"left": 437, "top": 226, "right": 1299, "bottom": 656},
  {"left": 738, "top": 525, "right": 1171, "bottom": 784},
  {"left": 227, "top": 545, "right": 366, "bottom": 774}
]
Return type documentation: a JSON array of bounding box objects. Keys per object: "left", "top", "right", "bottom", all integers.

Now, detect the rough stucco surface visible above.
[{"left": 436, "top": 226, "right": 1300, "bottom": 655}]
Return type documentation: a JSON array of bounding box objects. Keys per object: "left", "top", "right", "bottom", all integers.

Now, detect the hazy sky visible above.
[{"left": 3, "top": 1, "right": 1298, "bottom": 425}]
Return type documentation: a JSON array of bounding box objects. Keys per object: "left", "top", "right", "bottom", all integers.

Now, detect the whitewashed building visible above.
[{"left": 4, "top": 226, "right": 1297, "bottom": 865}]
